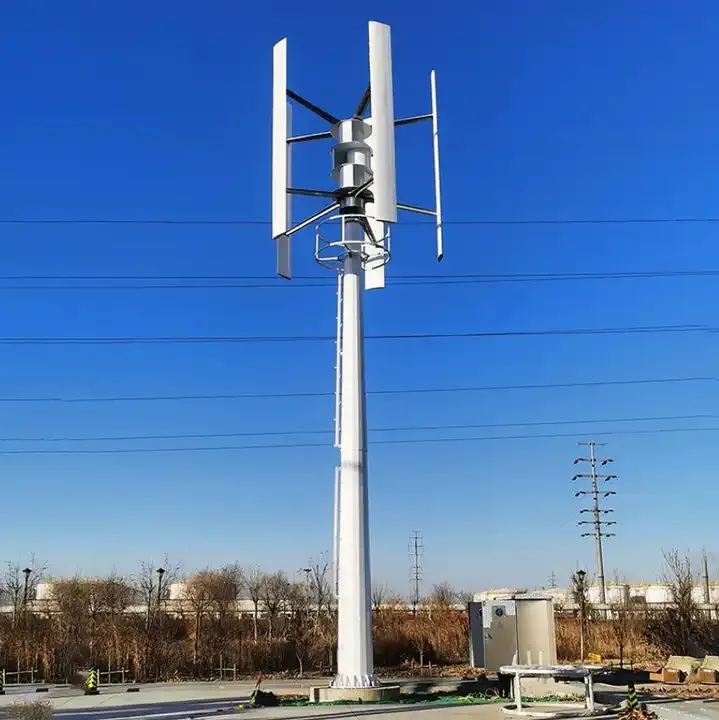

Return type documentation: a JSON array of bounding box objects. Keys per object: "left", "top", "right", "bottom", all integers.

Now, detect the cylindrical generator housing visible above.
[{"left": 330, "top": 119, "right": 373, "bottom": 214}]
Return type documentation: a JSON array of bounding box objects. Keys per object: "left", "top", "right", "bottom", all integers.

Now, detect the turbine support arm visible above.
[
  {"left": 284, "top": 202, "right": 341, "bottom": 238},
  {"left": 286, "top": 89, "right": 340, "bottom": 125},
  {"left": 397, "top": 202, "right": 437, "bottom": 217}
]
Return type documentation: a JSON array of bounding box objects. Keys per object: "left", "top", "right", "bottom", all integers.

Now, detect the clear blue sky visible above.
[{"left": 0, "top": 0, "right": 717, "bottom": 593}]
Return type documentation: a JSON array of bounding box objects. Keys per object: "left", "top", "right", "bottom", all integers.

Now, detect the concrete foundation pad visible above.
[{"left": 310, "top": 684, "right": 401, "bottom": 703}]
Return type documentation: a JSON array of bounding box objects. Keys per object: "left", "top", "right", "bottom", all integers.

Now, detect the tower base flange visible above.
[{"left": 310, "top": 684, "right": 401, "bottom": 704}]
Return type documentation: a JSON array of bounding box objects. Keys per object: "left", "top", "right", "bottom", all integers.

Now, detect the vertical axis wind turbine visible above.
[{"left": 271, "top": 22, "right": 443, "bottom": 691}]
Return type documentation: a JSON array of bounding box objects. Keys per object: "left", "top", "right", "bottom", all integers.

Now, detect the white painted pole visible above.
[
  {"left": 331, "top": 224, "right": 376, "bottom": 689},
  {"left": 333, "top": 465, "right": 340, "bottom": 599}
]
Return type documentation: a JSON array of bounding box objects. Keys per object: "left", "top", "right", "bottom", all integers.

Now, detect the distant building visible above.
[{"left": 474, "top": 582, "right": 719, "bottom": 609}]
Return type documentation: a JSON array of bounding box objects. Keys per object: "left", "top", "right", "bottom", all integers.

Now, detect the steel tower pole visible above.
[
  {"left": 332, "top": 222, "right": 376, "bottom": 688},
  {"left": 589, "top": 442, "right": 607, "bottom": 606}
]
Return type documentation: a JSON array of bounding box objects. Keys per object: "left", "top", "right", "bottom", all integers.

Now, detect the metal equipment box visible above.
[{"left": 468, "top": 597, "right": 557, "bottom": 672}]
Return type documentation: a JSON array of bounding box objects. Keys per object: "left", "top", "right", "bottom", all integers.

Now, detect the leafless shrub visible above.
[
  {"left": 7, "top": 701, "right": 53, "bottom": 720},
  {"left": 609, "top": 575, "right": 634, "bottom": 667},
  {"left": 643, "top": 550, "right": 716, "bottom": 656}
]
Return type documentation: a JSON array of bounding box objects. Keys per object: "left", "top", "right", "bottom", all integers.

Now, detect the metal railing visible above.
[
  {"left": 214, "top": 665, "right": 239, "bottom": 681},
  {"left": 98, "top": 668, "right": 131, "bottom": 685},
  {"left": 2, "top": 669, "right": 40, "bottom": 685}
]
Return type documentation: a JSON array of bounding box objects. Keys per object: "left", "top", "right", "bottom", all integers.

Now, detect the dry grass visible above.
[
  {"left": 555, "top": 616, "right": 663, "bottom": 665},
  {"left": 6, "top": 701, "right": 53, "bottom": 720},
  {"left": 654, "top": 685, "right": 719, "bottom": 699},
  {"left": 0, "top": 573, "right": 469, "bottom": 681}
]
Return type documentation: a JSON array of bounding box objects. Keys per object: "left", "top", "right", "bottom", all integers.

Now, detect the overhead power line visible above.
[
  {"left": 0, "top": 324, "right": 707, "bottom": 345},
  {"left": 0, "top": 268, "right": 715, "bottom": 290},
  {"left": 0, "top": 412, "right": 710, "bottom": 444},
  {"left": 3, "top": 216, "right": 719, "bottom": 226},
  {"left": 0, "top": 375, "right": 707, "bottom": 403},
  {"left": 0, "top": 425, "right": 715, "bottom": 455}
]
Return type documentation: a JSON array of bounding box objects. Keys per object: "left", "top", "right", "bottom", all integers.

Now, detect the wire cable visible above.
[
  {"left": 0, "top": 425, "right": 715, "bottom": 455},
  {"left": 0, "top": 413, "right": 711, "bottom": 444},
  {"left": 0, "top": 324, "right": 707, "bottom": 345},
  {"left": 0, "top": 376, "right": 709, "bottom": 403},
  {"left": 0, "top": 270, "right": 716, "bottom": 281},
  {"left": 3, "top": 216, "right": 719, "bottom": 226},
  {"left": 0, "top": 269, "right": 715, "bottom": 290}
]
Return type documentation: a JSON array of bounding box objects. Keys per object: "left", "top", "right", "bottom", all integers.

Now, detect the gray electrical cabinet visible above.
[{"left": 468, "top": 597, "right": 557, "bottom": 672}]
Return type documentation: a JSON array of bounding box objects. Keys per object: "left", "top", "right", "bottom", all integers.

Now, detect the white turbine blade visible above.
[
  {"left": 272, "top": 38, "right": 288, "bottom": 240},
  {"left": 363, "top": 210, "right": 385, "bottom": 291},
  {"left": 430, "top": 70, "right": 443, "bottom": 262},
  {"left": 272, "top": 39, "right": 292, "bottom": 281},
  {"left": 368, "top": 21, "right": 397, "bottom": 224},
  {"left": 363, "top": 118, "right": 385, "bottom": 290},
  {"left": 272, "top": 39, "right": 291, "bottom": 277},
  {"left": 275, "top": 100, "right": 292, "bottom": 278},
  {"left": 276, "top": 233, "right": 291, "bottom": 279}
]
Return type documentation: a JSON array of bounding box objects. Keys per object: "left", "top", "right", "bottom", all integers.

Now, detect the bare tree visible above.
[
  {"left": 260, "top": 571, "right": 290, "bottom": 642},
  {"left": 571, "top": 571, "right": 591, "bottom": 661},
  {"left": 51, "top": 577, "right": 93, "bottom": 679},
  {"left": 644, "top": 550, "right": 707, "bottom": 656},
  {"left": 286, "top": 581, "right": 312, "bottom": 676},
  {"left": 408, "top": 598, "right": 432, "bottom": 668},
  {"left": 307, "top": 558, "right": 332, "bottom": 617},
  {"left": 246, "top": 567, "right": 264, "bottom": 642},
  {"left": 184, "top": 570, "right": 214, "bottom": 674},
  {"left": 133, "top": 557, "right": 178, "bottom": 629},
  {"left": 430, "top": 582, "right": 456, "bottom": 607},
  {"left": 307, "top": 558, "right": 335, "bottom": 672},
  {"left": 371, "top": 584, "right": 388, "bottom": 613},
  {"left": 3, "top": 557, "right": 46, "bottom": 625},
  {"left": 206, "top": 565, "right": 244, "bottom": 674},
  {"left": 132, "top": 556, "right": 179, "bottom": 680},
  {"left": 428, "top": 583, "right": 455, "bottom": 622},
  {"left": 610, "top": 574, "right": 632, "bottom": 668}
]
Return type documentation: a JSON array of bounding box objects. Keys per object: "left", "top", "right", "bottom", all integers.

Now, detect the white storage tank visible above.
[{"left": 35, "top": 582, "right": 52, "bottom": 601}]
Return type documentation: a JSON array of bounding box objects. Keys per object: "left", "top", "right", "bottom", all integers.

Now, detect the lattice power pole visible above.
[
  {"left": 573, "top": 441, "right": 617, "bottom": 606},
  {"left": 409, "top": 531, "right": 424, "bottom": 616}
]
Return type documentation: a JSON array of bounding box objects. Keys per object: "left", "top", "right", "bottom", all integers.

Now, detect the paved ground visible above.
[
  {"left": 218, "top": 706, "right": 506, "bottom": 720},
  {"left": 0, "top": 679, "right": 501, "bottom": 720}
]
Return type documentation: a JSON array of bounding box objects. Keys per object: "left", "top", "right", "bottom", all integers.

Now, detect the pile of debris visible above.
[
  {"left": 617, "top": 708, "right": 658, "bottom": 720},
  {"left": 238, "top": 673, "right": 280, "bottom": 710}
]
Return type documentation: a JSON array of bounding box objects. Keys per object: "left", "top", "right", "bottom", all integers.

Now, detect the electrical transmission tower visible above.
[
  {"left": 409, "top": 531, "right": 424, "bottom": 615},
  {"left": 572, "top": 441, "right": 617, "bottom": 606}
]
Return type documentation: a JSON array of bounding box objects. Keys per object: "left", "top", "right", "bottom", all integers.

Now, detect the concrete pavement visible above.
[
  {"left": 194, "top": 705, "right": 506, "bottom": 720},
  {"left": 0, "top": 677, "right": 500, "bottom": 720}
]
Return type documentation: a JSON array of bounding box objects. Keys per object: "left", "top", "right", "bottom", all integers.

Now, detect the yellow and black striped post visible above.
[
  {"left": 84, "top": 669, "right": 99, "bottom": 696},
  {"left": 627, "top": 682, "right": 639, "bottom": 711},
  {"left": 0, "top": 669, "right": 5, "bottom": 696}
]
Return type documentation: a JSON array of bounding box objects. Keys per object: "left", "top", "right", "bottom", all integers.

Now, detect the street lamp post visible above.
[
  {"left": 155, "top": 567, "right": 166, "bottom": 681},
  {"left": 22, "top": 568, "right": 32, "bottom": 608},
  {"left": 156, "top": 568, "right": 165, "bottom": 612},
  {"left": 576, "top": 569, "right": 587, "bottom": 663}
]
